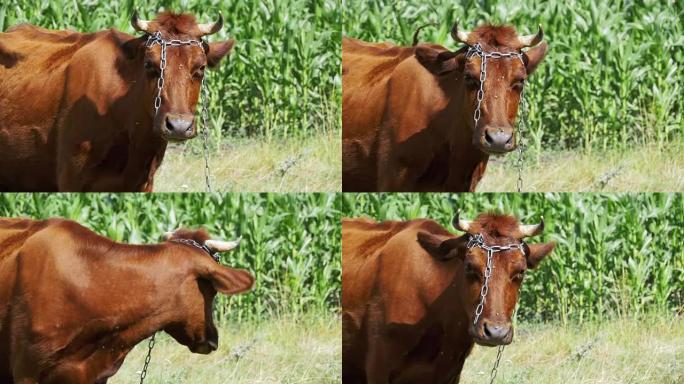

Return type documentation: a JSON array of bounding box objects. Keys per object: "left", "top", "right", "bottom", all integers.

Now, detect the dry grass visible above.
[
  {"left": 155, "top": 131, "right": 341, "bottom": 192},
  {"left": 479, "top": 141, "right": 684, "bottom": 192},
  {"left": 461, "top": 314, "right": 684, "bottom": 384},
  {"left": 110, "top": 314, "right": 340, "bottom": 384}
]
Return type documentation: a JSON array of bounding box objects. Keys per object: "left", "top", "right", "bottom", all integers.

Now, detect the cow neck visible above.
[{"left": 436, "top": 86, "right": 489, "bottom": 191}]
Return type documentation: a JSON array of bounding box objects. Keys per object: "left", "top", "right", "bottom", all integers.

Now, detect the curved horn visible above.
[
  {"left": 450, "top": 20, "right": 471, "bottom": 45},
  {"left": 131, "top": 10, "right": 153, "bottom": 33},
  {"left": 519, "top": 217, "right": 544, "bottom": 237},
  {"left": 198, "top": 12, "right": 224, "bottom": 36},
  {"left": 518, "top": 24, "right": 544, "bottom": 48},
  {"left": 205, "top": 237, "right": 241, "bottom": 252},
  {"left": 452, "top": 210, "right": 473, "bottom": 233},
  {"left": 162, "top": 231, "right": 175, "bottom": 241}
]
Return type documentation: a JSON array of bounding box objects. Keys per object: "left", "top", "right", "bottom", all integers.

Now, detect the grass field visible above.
[
  {"left": 461, "top": 314, "right": 684, "bottom": 384},
  {"left": 110, "top": 314, "right": 341, "bottom": 384},
  {"left": 156, "top": 131, "right": 341, "bottom": 192},
  {"left": 479, "top": 140, "right": 684, "bottom": 192}
]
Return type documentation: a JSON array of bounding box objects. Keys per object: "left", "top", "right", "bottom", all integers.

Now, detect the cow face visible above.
[
  {"left": 162, "top": 229, "right": 254, "bottom": 354},
  {"left": 418, "top": 213, "right": 554, "bottom": 346},
  {"left": 415, "top": 23, "right": 547, "bottom": 155},
  {"left": 132, "top": 11, "right": 234, "bottom": 141}
]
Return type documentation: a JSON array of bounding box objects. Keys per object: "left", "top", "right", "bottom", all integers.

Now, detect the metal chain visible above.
[
  {"left": 200, "top": 75, "right": 213, "bottom": 192},
  {"left": 466, "top": 44, "right": 527, "bottom": 192},
  {"left": 145, "top": 32, "right": 213, "bottom": 192},
  {"left": 139, "top": 332, "right": 156, "bottom": 384},
  {"left": 466, "top": 233, "right": 526, "bottom": 384}
]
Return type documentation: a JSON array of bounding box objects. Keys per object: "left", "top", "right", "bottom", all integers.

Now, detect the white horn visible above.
[
  {"left": 518, "top": 24, "right": 544, "bottom": 48},
  {"left": 197, "top": 12, "right": 224, "bottom": 36},
  {"left": 450, "top": 21, "right": 471, "bottom": 44},
  {"left": 452, "top": 210, "right": 473, "bottom": 233},
  {"left": 519, "top": 217, "right": 545, "bottom": 237},
  {"left": 205, "top": 237, "right": 241, "bottom": 252},
  {"left": 162, "top": 231, "right": 175, "bottom": 240},
  {"left": 131, "top": 10, "right": 152, "bottom": 33}
]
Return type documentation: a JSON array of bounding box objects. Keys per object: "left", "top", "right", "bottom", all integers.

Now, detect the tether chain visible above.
[
  {"left": 145, "top": 32, "right": 213, "bottom": 192},
  {"left": 467, "top": 233, "right": 526, "bottom": 384},
  {"left": 138, "top": 332, "right": 156, "bottom": 383},
  {"left": 465, "top": 43, "right": 527, "bottom": 192}
]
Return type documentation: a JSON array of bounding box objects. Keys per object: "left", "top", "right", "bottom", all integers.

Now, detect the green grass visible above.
[
  {"left": 479, "top": 140, "right": 684, "bottom": 192},
  {"left": 110, "top": 314, "right": 340, "bottom": 384},
  {"left": 342, "top": 193, "right": 684, "bottom": 321},
  {"left": 461, "top": 314, "right": 684, "bottom": 384},
  {"left": 0, "top": 193, "right": 343, "bottom": 321},
  {"left": 156, "top": 130, "right": 341, "bottom": 192},
  {"left": 343, "top": 0, "right": 684, "bottom": 152},
  {"left": 1, "top": 0, "right": 341, "bottom": 139}
]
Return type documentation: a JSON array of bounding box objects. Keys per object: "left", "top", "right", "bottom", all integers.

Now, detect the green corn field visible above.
[
  {"left": 0, "top": 193, "right": 342, "bottom": 323},
  {"left": 342, "top": 193, "right": 684, "bottom": 323},
  {"left": 0, "top": 0, "right": 341, "bottom": 141},
  {"left": 343, "top": 0, "right": 684, "bottom": 153}
]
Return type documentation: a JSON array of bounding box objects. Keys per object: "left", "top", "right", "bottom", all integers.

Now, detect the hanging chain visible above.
[
  {"left": 200, "top": 75, "right": 213, "bottom": 192},
  {"left": 466, "top": 44, "right": 527, "bottom": 192},
  {"left": 139, "top": 332, "right": 156, "bottom": 384},
  {"left": 145, "top": 32, "right": 213, "bottom": 192},
  {"left": 466, "top": 233, "right": 526, "bottom": 384}
]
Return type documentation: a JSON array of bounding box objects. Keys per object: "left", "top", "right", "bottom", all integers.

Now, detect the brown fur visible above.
[
  {"left": 342, "top": 213, "right": 555, "bottom": 383},
  {"left": 0, "top": 217, "right": 253, "bottom": 383},
  {"left": 0, "top": 12, "right": 234, "bottom": 191},
  {"left": 342, "top": 24, "right": 548, "bottom": 192}
]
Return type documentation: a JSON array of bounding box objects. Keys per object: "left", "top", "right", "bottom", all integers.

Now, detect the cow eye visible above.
[
  {"left": 194, "top": 65, "right": 206, "bottom": 79},
  {"left": 144, "top": 61, "right": 160, "bottom": 76},
  {"left": 464, "top": 74, "right": 479, "bottom": 88},
  {"left": 464, "top": 263, "right": 480, "bottom": 279}
]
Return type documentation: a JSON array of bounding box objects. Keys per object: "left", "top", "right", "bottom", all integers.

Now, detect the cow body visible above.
[
  {"left": 342, "top": 218, "right": 473, "bottom": 383},
  {"left": 342, "top": 214, "right": 555, "bottom": 383},
  {"left": 0, "top": 217, "right": 253, "bottom": 383},
  {"left": 342, "top": 38, "right": 486, "bottom": 192},
  {"left": 0, "top": 26, "right": 164, "bottom": 191}
]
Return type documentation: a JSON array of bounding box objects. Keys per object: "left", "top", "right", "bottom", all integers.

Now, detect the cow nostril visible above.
[
  {"left": 506, "top": 135, "right": 513, "bottom": 145},
  {"left": 483, "top": 323, "right": 491, "bottom": 337},
  {"left": 484, "top": 130, "right": 494, "bottom": 145},
  {"left": 165, "top": 117, "right": 174, "bottom": 132}
]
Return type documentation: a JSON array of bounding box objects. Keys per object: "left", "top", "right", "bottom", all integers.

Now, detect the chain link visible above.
[
  {"left": 466, "top": 233, "right": 526, "bottom": 384},
  {"left": 466, "top": 43, "right": 527, "bottom": 192},
  {"left": 139, "top": 332, "right": 156, "bottom": 384},
  {"left": 145, "top": 32, "right": 213, "bottom": 192}
]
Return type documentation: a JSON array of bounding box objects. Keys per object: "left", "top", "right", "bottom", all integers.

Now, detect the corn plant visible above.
[
  {"left": 0, "top": 193, "right": 343, "bottom": 323},
  {"left": 343, "top": 0, "right": 684, "bottom": 155},
  {"left": 342, "top": 193, "right": 684, "bottom": 323},
  {"left": 0, "top": 0, "right": 341, "bottom": 141}
]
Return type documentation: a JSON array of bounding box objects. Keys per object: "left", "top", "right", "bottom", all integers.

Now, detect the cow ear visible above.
[
  {"left": 417, "top": 232, "right": 466, "bottom": 261},
  {"left": 523, "top": 41, "right": 547, "bottom": 75},
  {"left": 207, "top": 39, "right": 235, "bottom": 68},
  {"left": 526, "top": 241, "right": 555, "bottom": 269},
  {"left": 197, "top": 261, "right": 254, "bottom": 295},
  {"left": 415, "top": 46, "right": 462, "bottom": 76}
]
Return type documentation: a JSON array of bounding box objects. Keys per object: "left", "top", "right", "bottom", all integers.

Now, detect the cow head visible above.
[
  {"left": 131, "top": 11, "right": 235, "bottom": 141},
  {"left": 415, "top": 23, "right": 547, "bottom": 154},
  {"left": 161, "top": 228, "right": 254, "bottom": 354},
  {"left": 417, "top": 212, "right": 554, "bottom": 346}
]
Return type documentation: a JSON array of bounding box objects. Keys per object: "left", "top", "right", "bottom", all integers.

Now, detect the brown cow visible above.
[
  {"left": 0, "top": 11, "right": 235, "bottom": 191},
  {"left": 342, "top": 23, "right": 548, "bottom": 192},
  {"left": 342, "top": 212, "right": 555, "bottom": 383},
  {"left": 0, "top": 217, "right": 254, "bottom": 383}
]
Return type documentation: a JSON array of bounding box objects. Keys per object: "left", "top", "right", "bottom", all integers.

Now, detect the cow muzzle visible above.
[
  {"left": 480, "top": 126, "right": 515, "bottom": 154},
  {"left": 162, "top": 113, "right": 196, "bottom": 141},
  {"left": 190, "top": 339, "right": 218, "bottom": 354},
  {"left": 471, "top": 320, "right": 513, "bottom": 346}
]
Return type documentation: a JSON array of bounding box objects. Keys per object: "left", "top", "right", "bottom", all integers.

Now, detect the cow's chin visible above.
[{"left": 159, "top": 128, "right": 197, "bottom": 142}]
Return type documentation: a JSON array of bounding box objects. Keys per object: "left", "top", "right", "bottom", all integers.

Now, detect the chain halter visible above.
[
  {"left": 465, "top": 43, "right": 528, "bottom": 192},
  {"left": 145, "top": 31, "right": 214, "bottom": 192},
  {"left": 466, "top": 232, "right": 526, "bottom": 384}
]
